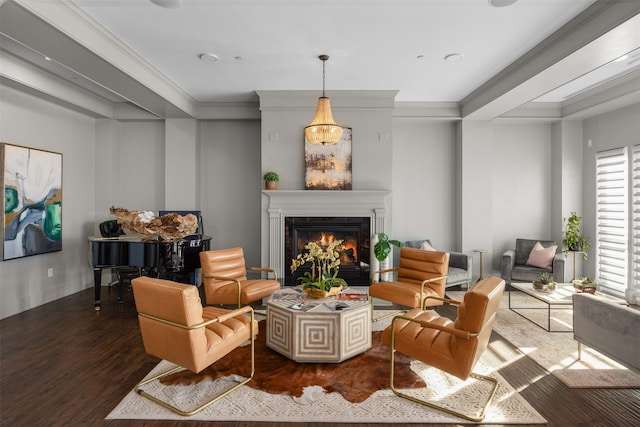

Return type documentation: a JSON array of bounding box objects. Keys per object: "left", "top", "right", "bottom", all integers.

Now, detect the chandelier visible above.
[{"left": 305, "top": 55, "right": 343, "bottom": 145}]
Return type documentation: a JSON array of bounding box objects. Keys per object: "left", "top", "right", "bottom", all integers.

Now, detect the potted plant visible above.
[
  {"left": 263, "top": 171, "right": 279, "bottom": 190},
  {"left": 563, "top": 211, "right": 590, "bottom": 259},
  {"left": 572, "top": 276, "right": 597, "bottom": 294},
  {"left": 533, "top": 272, "right": 557, "bottom": 292},
  {"left": 373, "top": 232, "right": 403, "bottom": 262},
  {"left": 290, "top": 239, "right": 347, "bottom": 298}
]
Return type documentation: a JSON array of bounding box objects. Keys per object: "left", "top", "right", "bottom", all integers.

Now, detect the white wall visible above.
[
  {"left": 0, "top": 84, "right": 96, "bottom": 318},
  {"left": 392, "top": 118, "right": 457, "bottom": 249},
  {"left": 490, "top": 122, "right": 554, "bottom": 272},
  {"left": 198, "top": 120, "right": 263, "bottom": 265}
]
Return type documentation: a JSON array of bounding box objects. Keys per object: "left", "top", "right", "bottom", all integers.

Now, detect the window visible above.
[
  {"left": 633, "top": 145, "right": 640, "bottom": 299},
  {"left": 595, "top": 147, "right": 627, "bottom": 298}
]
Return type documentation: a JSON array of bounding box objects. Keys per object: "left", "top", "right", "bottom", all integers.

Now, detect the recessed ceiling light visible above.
[
  {"left": 199, "top": 53, "right": 219, "bottom": 62},
  {"left": 489, "top": 0, "right": 518, "bottom": 7},
  {"left": 150, "top": 0, "right": 182, "bottom": 9},
  {"left": 444, "top": 53, "right": 463, "bottom": 62}
]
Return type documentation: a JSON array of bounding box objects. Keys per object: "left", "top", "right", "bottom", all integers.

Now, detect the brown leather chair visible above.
[
  {"left": 200, "top": 247, "right": 281, "bottom": 308},
  {"left": 369, "top": 247, "right": 449, "bottom": 320},
  {"left": 382, "top": 276, "right": 506, "bottom": 422},
  {"left": 131, "top": 276, "right": 258, "bottom": 416}
]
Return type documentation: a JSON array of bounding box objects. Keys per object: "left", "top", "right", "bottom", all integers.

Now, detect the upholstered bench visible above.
[{"left": 572, "top": 293, "right": 640, "bottom": 374}]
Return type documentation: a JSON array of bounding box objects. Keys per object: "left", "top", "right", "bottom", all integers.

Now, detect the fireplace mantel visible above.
[{"left": 263, "top": 190, "right": 391, "bottom": 279}]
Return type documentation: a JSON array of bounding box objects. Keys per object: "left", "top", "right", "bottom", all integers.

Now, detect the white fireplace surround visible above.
[{"left": 263, "top": 190, "right": 391, "bottom": 279}]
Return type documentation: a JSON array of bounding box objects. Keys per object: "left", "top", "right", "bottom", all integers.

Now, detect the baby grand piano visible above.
[{"left": 88, "top": 235, "right": 211, "bottom": 310}]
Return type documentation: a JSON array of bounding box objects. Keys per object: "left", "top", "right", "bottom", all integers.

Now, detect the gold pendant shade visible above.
[
  {"left": 305, "top": 55, "right": 343, "bottom": 145},
  {"left": 305, "top": 97, "right": 343, "bottom": 145}
]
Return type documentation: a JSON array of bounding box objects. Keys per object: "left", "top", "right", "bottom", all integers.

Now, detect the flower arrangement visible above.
[{"left": 290, "top": 239, "right": 347, "bottom": 297}]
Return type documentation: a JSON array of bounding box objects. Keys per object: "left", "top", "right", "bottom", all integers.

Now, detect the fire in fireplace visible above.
[{"left": 285, "top": 217, "right": 370, "bottom": 286}]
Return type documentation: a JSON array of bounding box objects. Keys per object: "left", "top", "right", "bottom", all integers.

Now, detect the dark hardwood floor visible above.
[{"left": 1, "top": 284, "right": 639, "bottom": 427}]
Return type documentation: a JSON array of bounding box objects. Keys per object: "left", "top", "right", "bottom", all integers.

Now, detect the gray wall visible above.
[
  {"left": 0, "top": 84, "right": 96, "bottom": 318},
  {"left": 2, "top": 78, "right": 638, "bottom": 318}
]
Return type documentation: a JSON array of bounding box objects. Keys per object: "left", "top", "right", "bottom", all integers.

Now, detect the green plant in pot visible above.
[
  {"left": 373, "top": 232, "right": 402, "bottom": 262},
  {"left": 533, "top": 272, "right": 557, "bottom": 292},
  {"left": 572, "top": 276, "right": 597, "bottom": 294},
  {"left": 263, "top": 171, "right": 279, "bottom": 190},
  {"left": 563, "top": 211, "right": 590, "bottom": 259}
]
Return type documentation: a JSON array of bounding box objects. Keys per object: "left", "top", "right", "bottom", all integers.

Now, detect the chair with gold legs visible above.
[
  {"left": 369, "top": 247, "right": 449, "bottom": 322},
  {"left": 131, "top": 276, "right": 258, "bottom": 416},
  {"left": 200, "top": 247, "right": 281, "bottom": 308},
  {"left": 381, "top": 276, "right": 505, "bottom": 422}
]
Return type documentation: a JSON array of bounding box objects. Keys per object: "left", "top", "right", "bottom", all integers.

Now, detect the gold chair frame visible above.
[
  {"left": 133, "top": 306, "right": 256, "bottom": 416},
  {"left": 370, "top": 267, "right": 448, "bottom": 322},
  {"left": 387, "top": 298, "right": 499, "bottom": 422},
  {"left": 204, "top": 267, "right": 278, "bottom": 308}
]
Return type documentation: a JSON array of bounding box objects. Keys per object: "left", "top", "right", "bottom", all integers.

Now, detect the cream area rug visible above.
[
  {"left": 107, "top": 310, "right": 546, "bottom": 424},
  {"left": 448, "top": 290, "right": 640, "bottom": 389}
]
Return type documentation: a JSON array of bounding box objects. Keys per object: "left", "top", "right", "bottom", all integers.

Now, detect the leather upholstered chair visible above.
[
  {"left": 382, "top": 276, "right": 506, "bottom": 422},
  {"left": 369, "top": 247, "right": 449, "bottom": 319},
  {"left": 131, "top": 276, "right": 258, "bottom": 416},
  {"left": 200, "top": 247, "right": 280, "bottom": 307},
  {"left": 404, "top": 239, "right": 472, "bottom": 289}
]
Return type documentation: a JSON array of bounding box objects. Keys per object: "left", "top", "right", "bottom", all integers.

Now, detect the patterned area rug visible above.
[
  {"left": 107, "top": 310, "right": 546, "bottom": 424},
  {"left": 448, "top": 290, "right": 640, "bottom": 389}
]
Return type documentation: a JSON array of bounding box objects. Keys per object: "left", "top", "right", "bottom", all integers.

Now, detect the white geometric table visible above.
[{"left": 266, "top": 295, "right": 371, "bottom": 363}]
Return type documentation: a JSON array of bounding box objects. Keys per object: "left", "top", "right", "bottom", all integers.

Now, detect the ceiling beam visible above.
[{"left": 461, "top": 1, "right": 640, "bottom": 120}]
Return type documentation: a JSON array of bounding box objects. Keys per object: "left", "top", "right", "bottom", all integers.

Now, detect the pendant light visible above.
[{"left": 305, "top": 55, "right": 343, "bottom": 145}]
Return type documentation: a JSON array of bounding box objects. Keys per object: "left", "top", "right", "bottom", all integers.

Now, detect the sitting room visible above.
[{"left": 1, "top": 0, "right": 639, "bottom": 426}]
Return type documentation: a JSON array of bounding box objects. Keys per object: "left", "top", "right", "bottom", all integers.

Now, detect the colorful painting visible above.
[
  {"left": 304, "top": 127, "right": 352, "bottom": 190},
  {"left": 1, "top": 143, "right": 62, "bottom": 260}
]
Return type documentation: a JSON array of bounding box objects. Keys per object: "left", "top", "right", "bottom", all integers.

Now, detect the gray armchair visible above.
[
  {"left": 404, "top": 240, "right": 472, "bottom": 289},
  {"left": 501, "top": 238, "right": 565, "bottom": 284}
]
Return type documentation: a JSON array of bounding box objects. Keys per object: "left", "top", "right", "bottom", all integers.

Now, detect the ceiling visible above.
[{"left": 1, "top": 0, "right": 640, "bottom": 119}]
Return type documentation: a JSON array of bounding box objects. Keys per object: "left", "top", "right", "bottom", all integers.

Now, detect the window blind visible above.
[
  {"left": 632, "top": 145, "right": 640, "bottom": 298},
  {"left": 595, "top": 147, "right": 628, "bottom": 298}
]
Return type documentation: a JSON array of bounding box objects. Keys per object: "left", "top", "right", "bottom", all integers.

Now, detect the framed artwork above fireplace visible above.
[{"left": 304, "top": 127, "right": 352, "bottom": 190}]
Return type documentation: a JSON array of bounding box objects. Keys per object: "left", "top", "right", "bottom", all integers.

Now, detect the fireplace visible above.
[
  {"left": 285, "top": 217, "right": 370, "bottom": 286},
  {"left": 262, "top": 190, "right": 390, "bottom": 284}
]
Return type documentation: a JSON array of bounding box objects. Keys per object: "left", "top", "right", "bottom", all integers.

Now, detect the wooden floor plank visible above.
[{"left": 1, "top": 285, "right": 639, "bottom": 426}]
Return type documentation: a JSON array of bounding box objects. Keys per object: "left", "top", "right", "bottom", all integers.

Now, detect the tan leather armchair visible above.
[
  {"left": 131, "top": 276, "right": 258, "bottom": 416},
  {"left": 382, "top": 276, "right": 506, "bottom": 422},
  {"left": 200, "top": 247, "right": 280, "bottom": 307},
  {"left": 369, "top": 247, "right": 449, "bottom": 320}
]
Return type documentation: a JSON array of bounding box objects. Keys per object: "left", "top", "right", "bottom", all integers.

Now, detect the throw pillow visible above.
[
  {"left": 526, "top": 241, "right": 557, "bottom": 269},
  {"left": 420, "top": 241, "right": 436, "bottom": 251}
]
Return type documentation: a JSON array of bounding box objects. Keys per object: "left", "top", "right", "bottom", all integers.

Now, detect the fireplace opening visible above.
[{"left": 285, "top": 217, "right": 370, "bottom": 286}]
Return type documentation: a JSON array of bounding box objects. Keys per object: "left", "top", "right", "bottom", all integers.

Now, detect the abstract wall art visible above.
[
  {"left": 1, "top": 143, "right": 63, "bottom": 260},
  {"left": 304, "top": 127, "right": 352, "bottom": 190}
]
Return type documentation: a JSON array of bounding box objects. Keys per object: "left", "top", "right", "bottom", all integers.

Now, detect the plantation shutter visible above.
[
  {"left": 595, "top": 147, "right": 628, "bottom": 298},
  {"left": 633, "top": 145, "right": 640, "bottom": 298}
]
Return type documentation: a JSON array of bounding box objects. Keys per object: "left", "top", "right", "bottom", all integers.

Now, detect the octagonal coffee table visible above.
[{"left": 266, "top": 290, "right": 371, "bottom": 363}]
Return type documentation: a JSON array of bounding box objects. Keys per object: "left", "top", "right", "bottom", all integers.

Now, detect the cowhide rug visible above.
[{"left": 160, "top": 322, "right": 424, "bottom": 403}]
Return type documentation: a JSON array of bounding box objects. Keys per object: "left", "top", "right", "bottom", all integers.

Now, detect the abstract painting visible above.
[
  {"left": 1, "top": 143, "right": 62, "bottom": 260},
  {"left": 304, "top": 127, "right": 352, "bottom": 190}
]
